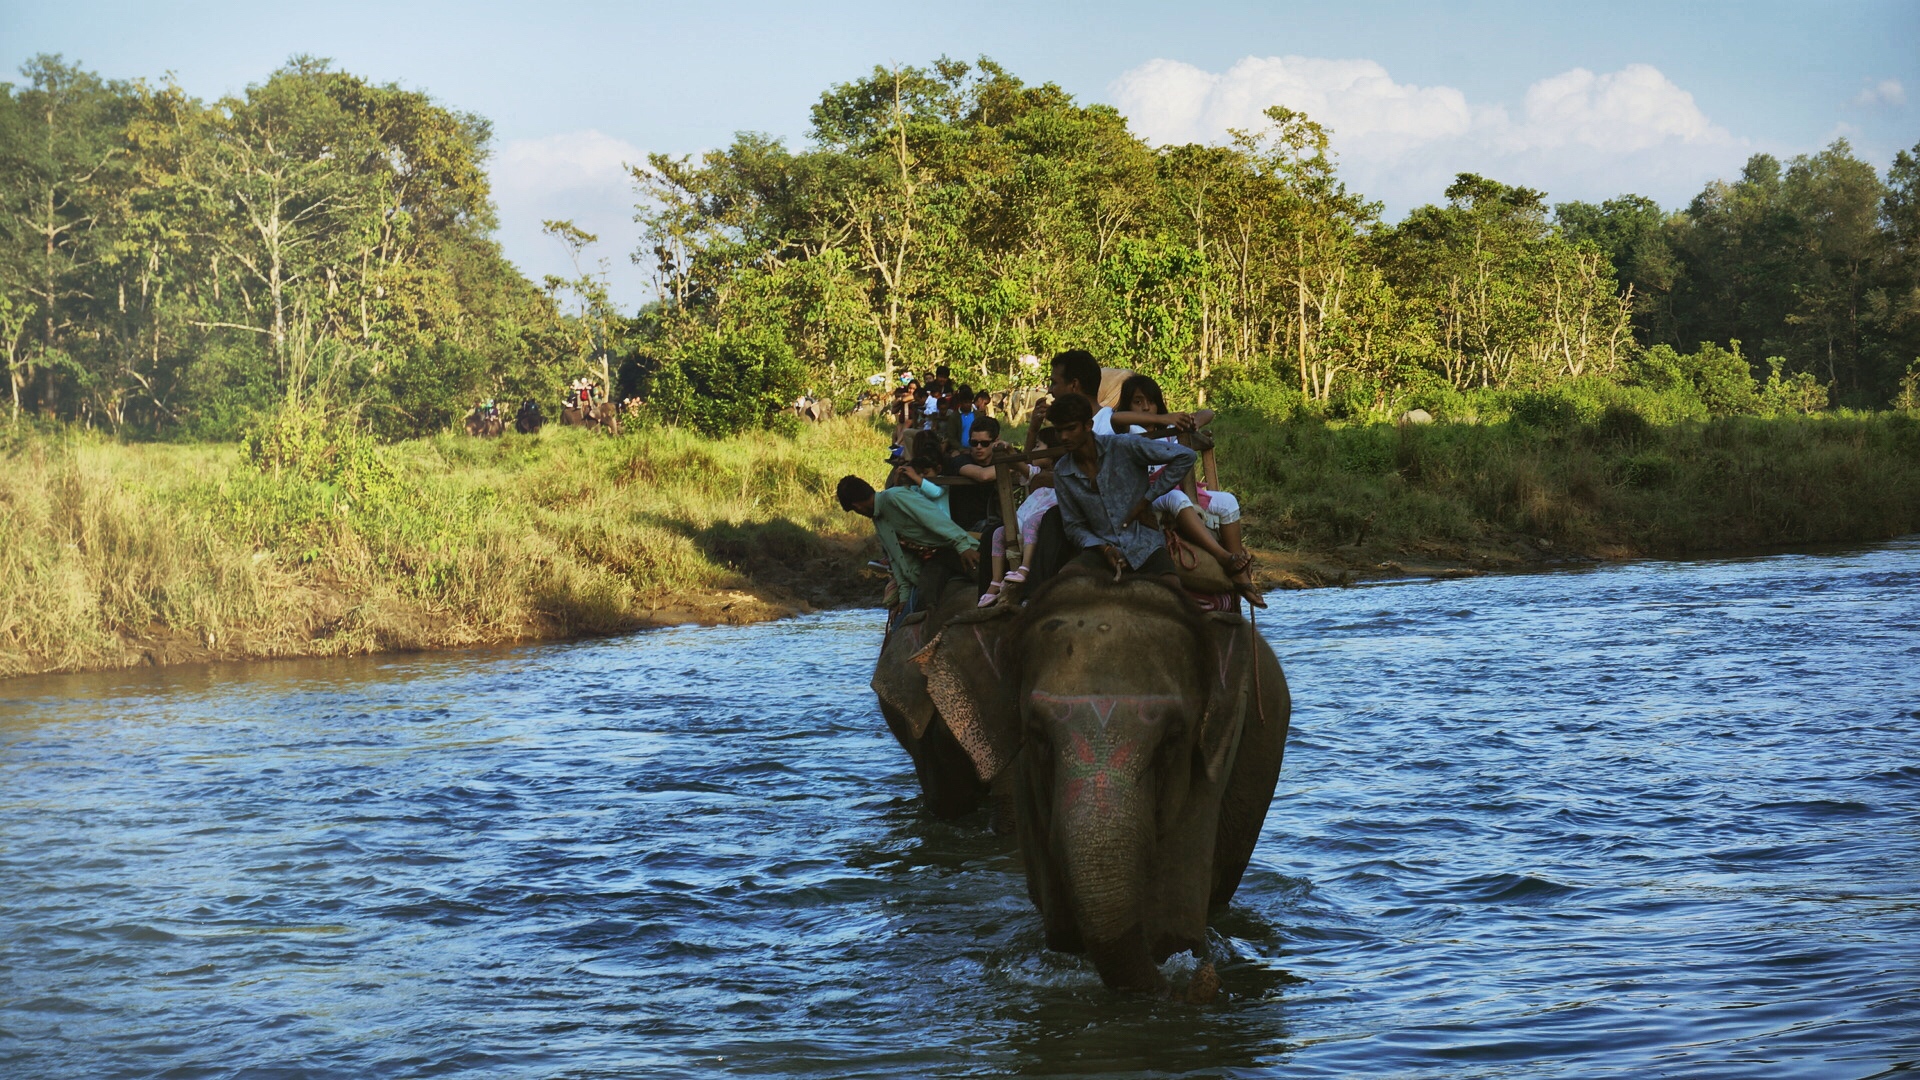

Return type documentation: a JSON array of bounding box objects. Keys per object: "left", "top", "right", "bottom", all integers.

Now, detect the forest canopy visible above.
[{"left": 3, "top": 53, "right": 1918, "bottom": 439}]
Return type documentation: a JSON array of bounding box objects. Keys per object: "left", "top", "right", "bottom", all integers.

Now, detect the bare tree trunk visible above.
[{"left": 1295, "top": 233, "right": 1308, "bottom": 398}]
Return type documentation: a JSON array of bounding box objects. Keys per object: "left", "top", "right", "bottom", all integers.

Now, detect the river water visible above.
[{"left": 3, "top": 542, "right": 1918, "bottom": 1079}]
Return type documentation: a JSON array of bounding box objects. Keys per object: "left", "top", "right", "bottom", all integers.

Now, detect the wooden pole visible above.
[
  {"left": 1179, "top": 432, "right": 1200, "bottom": 501},
  {"left": 994, "top": 460, "right": 1019, "bottom": 544}
]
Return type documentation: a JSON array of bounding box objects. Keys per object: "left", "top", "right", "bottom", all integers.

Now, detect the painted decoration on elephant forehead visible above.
[
  {"left": 1061, "top": 728, "right": 1133, "bottom": 813},
  {"left": 1029, "top": 692, "right": 1182, "bottom": 732}
]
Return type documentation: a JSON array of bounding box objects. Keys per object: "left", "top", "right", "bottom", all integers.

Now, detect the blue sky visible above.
[{"left": 5, "top": 0, "right": 1916, "bottom": 307}]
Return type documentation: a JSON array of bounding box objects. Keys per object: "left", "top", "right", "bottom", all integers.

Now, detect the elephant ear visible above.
[
  {"left": 1197, "top": 613, "right": 1254, "bottom": 784},
  {"left": 871, "top": 614, "right": 937, "bottom": 740},
  {"left": 916, "top": 608, "right": 1023, "bottom": 782}
]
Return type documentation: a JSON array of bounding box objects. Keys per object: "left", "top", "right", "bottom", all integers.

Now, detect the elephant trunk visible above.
[
  {"left": 1033, "top": 689, "right": 1180, "bottom": 992},
  {"left": 1054, "top": 742, "right": 1163, "bottom": 992}
]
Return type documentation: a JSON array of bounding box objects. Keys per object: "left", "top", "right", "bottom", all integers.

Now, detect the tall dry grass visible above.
[
  {"left": 0, "top": 418, "right": 890, "bottom": 677},
  {"left": 1219, "top": 409, "right": 1920, "bottom": 557},
  {"left": 6, "top": 408, "right": 1917, "bottom": 678}
]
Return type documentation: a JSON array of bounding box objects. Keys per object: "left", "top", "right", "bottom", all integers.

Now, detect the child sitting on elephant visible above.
[{"left": 979, "top": 429, "right": 1062, "bottom": 607}]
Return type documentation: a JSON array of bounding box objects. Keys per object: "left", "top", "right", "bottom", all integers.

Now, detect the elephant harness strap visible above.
[
  {"left": 1164, "top": 524, "right": 1202, "bottom": 573},
  {"left": 1165, "top": 526, "right": 1238, "bottom": 614}
]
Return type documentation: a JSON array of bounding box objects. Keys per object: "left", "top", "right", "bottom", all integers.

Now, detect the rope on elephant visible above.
[{"left": 1248, "top": 605, "right": 1264, "bottom": 727}]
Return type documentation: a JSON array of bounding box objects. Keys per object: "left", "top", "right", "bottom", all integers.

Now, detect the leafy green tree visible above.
[
  {"left": 1667, "top": 142, "right": 1893, "bottom": 405},
  {"left": 1382, "top": 174, "right": 1630, "bottom": 392},
  {"left": 643, "top": 331, "right": 803, "bottom": 436},
  {"left": 1555, "top": 194, "right": 1681, "bottom": 342},
  {"left": 0, "top": 56, "right": 131, "bottom": 419}
]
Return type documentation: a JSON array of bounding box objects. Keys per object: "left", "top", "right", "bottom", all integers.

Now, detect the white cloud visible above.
[
  {"left": 1513, "top": 64, "right": 1722, "bottom": 152},
  {"left": 1111, "top": 55, "right": 1471, "bottom": 154},
  {"left": 1108, "top": 56, "right": 1745, "bottom": 216},
  {"left": 489, "top": 130, "right": 653, "bottom": 309},
  {"left": 1851, "top": 78, "right": 1906, "bottom": 108}
]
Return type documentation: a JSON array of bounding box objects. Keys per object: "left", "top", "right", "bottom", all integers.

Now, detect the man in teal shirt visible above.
[{"left": 838, "top": 475, "right": 980, "bottom": 612}]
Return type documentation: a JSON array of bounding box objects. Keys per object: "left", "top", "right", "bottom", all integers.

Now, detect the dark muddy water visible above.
[{"left": 4, "top": 542, "right": 1919, "bottom": 1079}]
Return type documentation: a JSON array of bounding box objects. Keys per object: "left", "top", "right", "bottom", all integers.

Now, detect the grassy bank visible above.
[
  {"left": 4, "top": 409, "right": 1918, "bottom": 678},
  {"left": 0, "top": 417, "right": 891, "bottom": 678},
  {"left": 1218, "top": 408, "right": 1920, "bottom": 584}
]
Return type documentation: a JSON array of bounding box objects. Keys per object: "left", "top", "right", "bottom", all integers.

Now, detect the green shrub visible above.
[
  {"left": 1336, "top": 425, "right": 1397, "bottom": 474},
  {"left": 241, "top": 407, "right": 400, "bottom": 507},
  {"left": 363, "top": 339, "right": 489, "bottom": 439},
  {"left": 1619, "top": 450, "right": 1676, "bottom": 488},
  {"left": 1595, "top": 404, "right": 1652, "bottom": 444},
  {"left": 644, "top": 332, "right": 805, "bottom": 437},
  {"left": 1213, "top": 376, "right": 1307, "bottom": 423},
  {"left": 1507, "top": 390, "right": 1584, "bottom": 430},
  {"left": 1758, "top": 358, "right": 1829, "bottom": 416},
  {"left": 1896, "top": 360, "right": 1920, "bottom": 411},
  {"left": 1401, "top": 385, "right": 1477, "bottom": 422},
  {"left": 1635, "top": 342, "right": 1758, "bottom": 416}
]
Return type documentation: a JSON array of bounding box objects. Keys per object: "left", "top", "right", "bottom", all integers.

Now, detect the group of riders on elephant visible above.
[
  {"left": 865, "top": 358, "right": 1293, "bottom": 998},
  {"left": 463, "top": 379, "right": 618, "bottom": 438}
]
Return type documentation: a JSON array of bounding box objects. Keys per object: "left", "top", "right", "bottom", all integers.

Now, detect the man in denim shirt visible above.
[{"left": 1046, "top": 392, "right": 1194, "bottom": 587}]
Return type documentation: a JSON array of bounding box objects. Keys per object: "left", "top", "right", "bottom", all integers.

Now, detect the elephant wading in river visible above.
[
  {"left": 917, "top": 571, "right": 1290, "bottom": 994},
  {"left": 871, "top": 583, "right": 997, "bottom": 820}
]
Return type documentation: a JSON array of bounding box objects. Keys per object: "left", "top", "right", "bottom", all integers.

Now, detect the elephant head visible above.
[
  {"left": 918, "top": 571, "right": 1290, "bottom": 992},
  {"left": 869, "top": 583, "right": 999, "bottom": 820}
]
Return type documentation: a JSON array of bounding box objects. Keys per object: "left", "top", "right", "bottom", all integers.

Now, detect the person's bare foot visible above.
[
  {"left": 1234, "top": 574, "right": 1268, "bottom": 608},
  {"left": 1226, "top": 551, "right": 1266, "bottom": 608}
]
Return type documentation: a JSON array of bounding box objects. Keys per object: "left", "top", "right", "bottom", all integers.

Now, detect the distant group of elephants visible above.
[
  {"left": 463, "top": 398, "right": 619, "bottom": 437},
  {"left": 872, "top": 571, "right": 1291, "bottom": 998}
]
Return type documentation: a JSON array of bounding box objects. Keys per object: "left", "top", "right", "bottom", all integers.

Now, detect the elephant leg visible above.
[
  {"left": 877, "top": 700, "right": 986, "bottom": 819},
  {"left": 1209, "top": 654, "right": 1291, "bottom": 910},
  {"left": 988, "top": 773, "right": 1016, "bottom": 836},
  {"left": 915, "top": 716, "right": 988, "bottom": 818},
  {"left": 1084, "top": 924, "right": 1169, "bottom": 994}
]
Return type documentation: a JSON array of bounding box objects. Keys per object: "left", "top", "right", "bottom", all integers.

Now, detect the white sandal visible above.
[{"left": 977, "top": 582, "right": 1003, "bottom": 607}]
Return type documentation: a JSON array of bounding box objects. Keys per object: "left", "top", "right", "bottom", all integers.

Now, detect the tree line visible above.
[
  {"left": 0, "top": 55, "right": 580, "bottom": 438},
  {"left": 4, "top": 53, "right": 1918, "bottom": 440},
  {"left": 634, "top": 58, "right": 1920, "bottom": 420}
]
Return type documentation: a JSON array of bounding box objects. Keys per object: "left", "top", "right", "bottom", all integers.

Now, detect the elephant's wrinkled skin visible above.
[
  {"left": 870, "top": 583, "right": 995, "bottom": 820},
  {"left": 918, "top": 572, "right": 1291, "bottom": 992}
]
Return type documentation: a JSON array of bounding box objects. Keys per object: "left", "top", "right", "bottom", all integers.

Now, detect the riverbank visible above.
[
  {"left": 1217, "top": 407, "right": 1920, "bottom": 589},
  {"left": 3, "top": 410, "right": 1918, "bottom": 678},
  {"left": 0, "top": 418, "right": 886, "bottom": 678}
]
